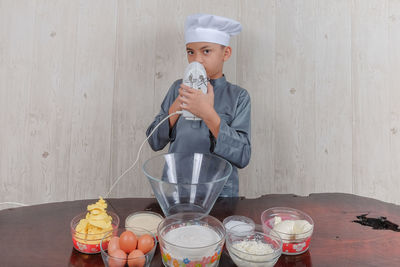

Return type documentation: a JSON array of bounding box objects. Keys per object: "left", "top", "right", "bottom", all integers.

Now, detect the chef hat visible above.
[{"left": 184, "top": 14, "right": 242, "bottom": 46}]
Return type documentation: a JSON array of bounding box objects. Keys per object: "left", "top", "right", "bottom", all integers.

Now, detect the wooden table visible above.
[{"left": 1, "top": 193, "right": 400, "bottom": 266}]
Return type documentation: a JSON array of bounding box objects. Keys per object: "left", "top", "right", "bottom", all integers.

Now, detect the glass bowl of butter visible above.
[
  {"left": 261, "top": 207, "right": 314, "bottom": 255},
  {"left": 70, "top": 198, "right": 120, "bottom": 254}
]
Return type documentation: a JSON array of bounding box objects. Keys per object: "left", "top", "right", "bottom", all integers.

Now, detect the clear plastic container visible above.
[
  {"left": 125, "top": 211, "right": 163, "bottom": 237},
  {"left": 143, "top": 153, "right": 232, "bottom": 216},
  {"left": 70, "top": 211, "right": 120, "bottom": 254},
  {"left": 261, "top": 207, "right": 314, "bottom": 255},
  {"left": 226, "top": 224, "right": 282, "bottom": 267},
  {"left": 157, "top": 212, "right": 225, "bottom": 267}
]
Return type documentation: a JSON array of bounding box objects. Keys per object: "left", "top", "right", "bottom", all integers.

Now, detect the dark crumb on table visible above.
[{"left": 353, "top": 214, "right": 400, "bottom": 232}]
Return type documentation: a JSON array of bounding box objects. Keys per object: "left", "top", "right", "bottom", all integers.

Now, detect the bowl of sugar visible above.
[{"left": 223, "top": 215, "right": 255, "bottom": 235}]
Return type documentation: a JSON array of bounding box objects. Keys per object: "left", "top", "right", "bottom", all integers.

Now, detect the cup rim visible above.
[
  {"left": 261, "top": 207, "right": 314, "bottom": 236},
  {"left": 158, "top": 212, "right": 226, "bottom": 250},
  {"left": 142, "top": 152, "right": 232, "bottom": 185},
  {"left": 223, "top": 215, "right": 255, "bottom": 231},
  {"left": 227, "top": 228, "right": 283, "bottom": 258},
  {"left": 100, "top": 226, "right": 158, "bottom": 260}
]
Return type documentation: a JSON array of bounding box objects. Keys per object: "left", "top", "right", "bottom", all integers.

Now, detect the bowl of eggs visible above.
[
  {"left": 261, "top": 207, "right": 314, "bottom": 255},
  {"left": 100, "top": 226, "right": 157, "bottom": 267}
]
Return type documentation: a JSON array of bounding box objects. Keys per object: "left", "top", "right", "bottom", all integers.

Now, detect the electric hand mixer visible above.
[{"left": 182, "top": 61, "right": 208, "bottom": 120}]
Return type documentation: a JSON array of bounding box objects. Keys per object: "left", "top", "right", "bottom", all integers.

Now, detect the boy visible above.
[{"left": 146, "top": 13, "right": 251, "bottom": 197}]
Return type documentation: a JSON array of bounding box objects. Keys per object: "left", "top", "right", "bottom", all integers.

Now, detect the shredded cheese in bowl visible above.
[
  {"left": 226, "top": 225, "right": 282, "bottom": 267},
  {"left": 233, "top": 240, "right": 274, "bottom": 254}
]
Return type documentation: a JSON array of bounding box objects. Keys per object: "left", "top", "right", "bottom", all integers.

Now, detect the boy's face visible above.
[{"left": 186, "top": 42, "right": 231, "bottom": 80}]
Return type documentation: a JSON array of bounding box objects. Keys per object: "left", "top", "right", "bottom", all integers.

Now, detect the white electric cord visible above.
[
  {"left": 0, "top": 111, "right": 182, "bottom": 207},
  {"left": 0, "top": 202, "right": 28, "bottom": 207},
  {"left": 104, "top": 111, "right": 182, "bottom": 198}
]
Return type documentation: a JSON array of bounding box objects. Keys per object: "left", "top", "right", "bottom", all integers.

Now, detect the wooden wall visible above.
[{"left": 1, "top": 0, "right": 400, "bottom": 209}]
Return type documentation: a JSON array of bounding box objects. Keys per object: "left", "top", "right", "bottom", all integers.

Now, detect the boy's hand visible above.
[
  {"left": 179, "top": 83, "right": 214, "bottom": 118},
  {"left": 179, "top": 83, "right": 221, "bottom": 138}
]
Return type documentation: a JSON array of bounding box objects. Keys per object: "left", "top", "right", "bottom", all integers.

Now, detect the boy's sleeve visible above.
[
  {"left": 146, "top": 81, "right": 179, "bottom": 151},
  {"left": 212, "top": 90, "right": 251, "bottom": 168}
]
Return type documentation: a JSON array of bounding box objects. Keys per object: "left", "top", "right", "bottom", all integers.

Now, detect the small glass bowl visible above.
[
  {"left": 226, "top": 224, "right": 282, "bottom": 267},
  {"left": 261, "top": 207, "right": 314, "bottom": 255},
  {"left": 100, "top": 227, "right": 157, "bottom": 267},
  {"left": 223, "top": 215, "right": 255, "bottom": 235},
  {"left": 70, "top": 211, "right": 120, "bottom": 254},
  {"left": 125, "top": 211, "right": 163, "bottom": 237},
  {"left": 158, "top": 212, "right": 225, "bottom": 267}
]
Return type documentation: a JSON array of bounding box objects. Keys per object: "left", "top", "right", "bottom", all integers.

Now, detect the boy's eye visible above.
[
  {"left": 203, "top": 49, "right": 210, "bottom": 54},
  {"left": 187, "top": 51, "right": 194, "bottom": 55}
]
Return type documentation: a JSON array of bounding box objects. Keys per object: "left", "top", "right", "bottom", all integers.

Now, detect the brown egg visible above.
[
  {"left": 137, "top": 234, "right": 154, "bottom": 254},
  {"left": 119, "top": 230, "right": 137, "bottom": 253},
  {"left": 108, "top": 248, "right": 126, "bottom": 267},
  {"left": 127, "top": 249, "right": 145, "bottom": 267},
  {"left": 108, "top": 236, "right": 120, "bottom": 253}
]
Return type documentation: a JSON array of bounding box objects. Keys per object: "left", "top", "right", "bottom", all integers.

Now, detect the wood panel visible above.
[
  {"left": 314, "top": 0, "right": 352, "bottom": 193},
  {"left": 109, "top": 0, "right": 158, "bottom": 198},
  {"left": 22, "top": 0, "right": 79, "bottom": 203},
  {"left": 237, "top": 0, "right": 276, "bottom": 198},
  {"left": 352, "top": 0, "right": 391, "bottom": 201},
  {"left": 388, "top": 0, "right": 400, "bottom": 204},
  {"left": 0, "top": 0, "right": 37, "bottom": 208},
  {"left": 274, "top": 0, "right": 317, "bottom": 195},
  {"left": 67, "top": 0, "right": 117, "bottom": 200}
]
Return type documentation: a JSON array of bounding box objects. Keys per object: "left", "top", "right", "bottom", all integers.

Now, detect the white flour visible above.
[
  {"left": 229, "top": 240, "right": 278, "bottom": 267},
  {"left": 164, "top": 224, "right": 220, "bottom": 247},
  {"left": 232, "top": 240, "right": 274, "bottom": 254},
  {"left": 163, "top": 224, "right": 221, "bottom": 260}
]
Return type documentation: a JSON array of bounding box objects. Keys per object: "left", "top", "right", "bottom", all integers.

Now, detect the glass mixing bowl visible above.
[
  {"left": 143, "top": 153, "right": 232, "bottom": 216},
  {"left": 157, "top": 212, "right": 226, "bottom": 267}
]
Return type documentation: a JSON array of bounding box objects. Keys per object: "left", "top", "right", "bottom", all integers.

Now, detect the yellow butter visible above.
[{"left": 75, "top": 197, "right": 113, "bottom": 244}]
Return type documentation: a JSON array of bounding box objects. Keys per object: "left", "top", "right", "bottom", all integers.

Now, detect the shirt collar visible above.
[{"left": 210, "top": 74, "right": 227, "bottom": 88}]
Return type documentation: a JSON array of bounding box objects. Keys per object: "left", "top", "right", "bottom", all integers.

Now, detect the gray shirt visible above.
[{"left": 146, "top": 75, "right": 251, "bottom": 197}]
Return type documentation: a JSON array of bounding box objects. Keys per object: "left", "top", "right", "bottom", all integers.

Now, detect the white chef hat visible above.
[{"left": 184, "top": 14, "right": 242, "bottom": 46}]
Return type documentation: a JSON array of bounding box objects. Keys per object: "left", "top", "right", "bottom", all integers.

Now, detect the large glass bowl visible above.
[
  {"left": 157, "top": 212, "right": 225, "bottom": 267},
  {"left": 143, "top": 153, "right": 232, "bottom": 216}
]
